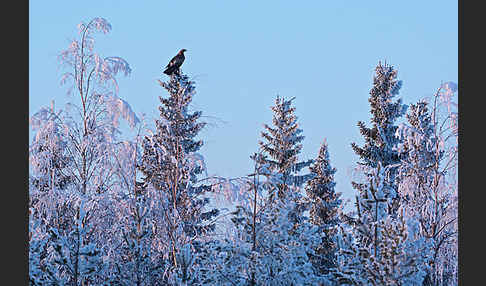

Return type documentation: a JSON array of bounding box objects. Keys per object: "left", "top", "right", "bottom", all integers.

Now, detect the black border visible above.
[
  {"left": 458, "top": 1, "right": 481, "bottom": 286},
  {"left": 7, "top": 0, "right": 29, "bottom": 283}
]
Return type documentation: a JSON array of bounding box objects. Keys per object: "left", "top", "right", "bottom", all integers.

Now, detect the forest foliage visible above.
[{"left": 29, "top": 18, "right": 458, "bottom": 286}]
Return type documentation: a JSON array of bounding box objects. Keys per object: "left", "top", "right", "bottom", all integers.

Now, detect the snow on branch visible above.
[
  {"left": 95, "top": 56, "right": 131, "bottom": 83},
  {"left": 102, "top": 95, "right": 140, "bottom": 129},
  {"left": 78, "top": 17, "right": 112, "bottom": 36},
  {"left": 77, "top": 18, "right": 112, "bottom": 53}
]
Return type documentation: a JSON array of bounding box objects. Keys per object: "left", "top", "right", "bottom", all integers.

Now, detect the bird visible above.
[{"left": 163, "top": 49, "right": 186, "bottom": 76}]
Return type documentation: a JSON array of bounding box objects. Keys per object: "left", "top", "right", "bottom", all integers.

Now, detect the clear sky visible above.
[{"left": 29, "top": 1, "right": 458, "bottom": 205}]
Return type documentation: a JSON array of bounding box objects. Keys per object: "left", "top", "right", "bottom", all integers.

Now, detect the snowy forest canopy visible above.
[{"left": 29, "top": 18, "right": 458, "bottom": 286}]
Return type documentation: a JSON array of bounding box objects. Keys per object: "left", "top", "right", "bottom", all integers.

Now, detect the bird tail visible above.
[
  {"left": 163, "top": 67, "right": 174, "bottom": 75},
  {"left": 163, "top": 66, "right": 181, "bottom": 76}
]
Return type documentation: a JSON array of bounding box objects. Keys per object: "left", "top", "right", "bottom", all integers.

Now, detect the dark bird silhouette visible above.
[{"left": 163, "top": 49, "right": 186, "bottom": 76}]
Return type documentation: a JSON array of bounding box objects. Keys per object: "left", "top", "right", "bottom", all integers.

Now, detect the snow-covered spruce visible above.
[
  {"left": 351, "top": 61, "right": 408, "bottom": 217},
  {"left": 137, "top": 72, "right": 219, "bottom": 284},
  {"left": 333, "top": 164, "right": 428, "bottom": 285},
  {"left": 305, "top": 140, "right": 342, "bottom": 277},
  {"left": 202, "top": 153, "right": 325, "bottom": 285},
  {"left": 258, "top": 96, "right": 313, "bottom": 202}
]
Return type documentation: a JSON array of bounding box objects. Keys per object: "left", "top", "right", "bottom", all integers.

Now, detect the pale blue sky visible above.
[{"left": 29, "top": 1, "right": 457, "bottom": 204}]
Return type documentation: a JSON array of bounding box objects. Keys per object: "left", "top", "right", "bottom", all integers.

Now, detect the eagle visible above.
[{"left": 163, "top": 49, "right": 186, "bottom": 76}]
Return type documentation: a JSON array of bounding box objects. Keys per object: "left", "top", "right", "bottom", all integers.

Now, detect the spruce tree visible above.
[
  {"left": 351, "top": 61, "right": 407, "bottom": 216},
  {"left": 138, "top": 72, "right": 218, "bottom": 282},
  {"left": 44, "top": 201, "right": 106, "bottom": 285},
  {"left": 333, "top": 164, "right": 428, "bottom": 285},
  {"left": 305, "top": 139, "right": 342, "bottom": 276},
  {"left": 258, "top": 96, "right": 313, "bottom": 201},
  {"left": 204, "top": 153, "right": 323, "bottom": 285},
  {"left": 139, "top": 72, "right": 217, "bottom": 232}
]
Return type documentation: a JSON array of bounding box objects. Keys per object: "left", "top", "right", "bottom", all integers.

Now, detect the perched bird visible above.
[{"left": 163, "top": 49, "right": 186, "bottom": 76}]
